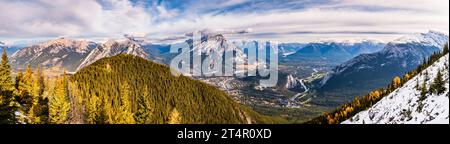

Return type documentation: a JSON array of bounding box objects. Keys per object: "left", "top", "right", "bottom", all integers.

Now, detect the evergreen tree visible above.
[
  {"left": 0, "top": 48, "right": 17, "bottom": 124},
  {"left": 32, "top": 66, "right": 45, "bottom": 98},
  {"left": 16, "top": 64, "right": 34, "bottom": 112},
  {"left": 419, "top": 76, "right": 428, "bottom": 102},
  {"left": 415, "top": 79, "right": 420, "bottom": 91},
  {"left": 0, "top": 48, "right": 14, "bottom": 92},
  {"left": 49, "top": 74, "right": 70, "bottom": 124},
  {"left": 135, "top": 87, "right": 153, "bottom": 124},
  {"left": 14, "top": 70, "right": 22, "bottom": 90},
  {"left": 424, "top": 70, "right": 429, "bottom": 81},
  {"left": 443, "top": 44, "right": 449, "bottom": 54},
  {"left": 85, "top": 94, "right": 100, "bottom": 124},
  {"left": 27, "top": 96, "right": 49, "bottom": 124},
  {"left": 430, "top": 69, "right": 445, "bottom": 95},
  {"left": 67, "top": 81, "right": 83, "bottom": 124},
  {"left": 113, "top": 81, "right": 135, "bottom": 124},
  {"left": 100, "top": 95, "right": 114, "bottom": 124},
  {"left": 27, "top": 66, "right": 48, "bottom": 124}
]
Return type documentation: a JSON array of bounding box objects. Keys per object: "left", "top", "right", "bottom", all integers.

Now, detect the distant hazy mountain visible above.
[
  {"left": 0, "top": 41, "right": 5, "bottom": 52},
  {"left": 278, "top": 43, "right": 307, "bottom": 57},
  {"left": 10, "top": 38, "right": 97, "bottom": 71},
  {"left": 283, "top": 40, "right": 385, "bottom": 64},
  {"left": 5, "top": 46, "right": 25, "bottom": 56},
  {"left": 76, "top": 39, "right": 148, "bottom": 71},
  {"left": 140, "top": 43, "right": 172, "bottom": 64},
  {"left": 0, "top": 42, "right": 25, "bottom": 56},
  {"left": 319, "top": 31, "right": 448, "bottom": 99},
  {"left": 343, "top": 53, "right": 449, "bottom": 124}
]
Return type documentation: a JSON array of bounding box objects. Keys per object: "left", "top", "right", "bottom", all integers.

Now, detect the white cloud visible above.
[
  {"left": 148, "top": 6, "right": 448, "bottom": 42},
  {"left": 0, "top": 0, "right": 152, "bottom": 38},
  {"left": 156, "top": 5, "right": 178, "bottom": 18},
  {"left": 0, "top": 0, "right": 448, "bottom": 43}
]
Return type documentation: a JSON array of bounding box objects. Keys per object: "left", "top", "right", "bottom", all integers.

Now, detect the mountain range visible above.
[
  {"left": 10, "top": 38, "right": 97, "bottom": 71},
  {"left": 8, "top": 34, "right": 387, "bottom": 73},
  {"left": 283, "top": 40, "right": 385, "bottom": 65},
  {"left": 278, "top": 43, "right": 307, "bottom": 57},
  {"left": 319, "top": 31, "right": 448, "bottom": 101},
  {"left": 10, "top": 38, "right": 148, "bottom": 72}
]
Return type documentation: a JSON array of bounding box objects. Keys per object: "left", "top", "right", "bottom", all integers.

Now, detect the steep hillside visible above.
[
  {"left": 343, "top": 54, "right": 449, "bottom": 124},
  {"left": 306, "top": 45, "right": 448, "bottom": 124},
  {"left": 71, "top": 54, "right": 282, "bottom": 124},
  {"left": 319, "top": 31, "right": 448, "bottom": 100}
]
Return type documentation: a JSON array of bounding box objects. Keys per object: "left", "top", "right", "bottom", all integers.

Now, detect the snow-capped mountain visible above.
[
  {"left": 278, "top": 43, "right": 306, "bottom": 57},
  {"left": 285, "top": 75, "right": 301, "bottom": 89},
  {"left": 284, "top": 40, "right": 385, "bottom": 64},
  {"left": 10, "top": 38, "right": 150, "bottom": 72},
  {"left": 77, "top": 39, "right": 148, "bottom": 70},
  {"left": 10, "top": 38, "right": 97, "bottom": 71},
  {"left": 391, "top": 30, "right": 448, "bottom": 47},
  {"left": 188, "top": 34, "right": 248, "bottom": 75},
  {"left": 285, "top": 74, "right": 308, "bottom": 92},
  {"left": 343, "top": 54, "right": 449, "bottom": 124},
  {"left": 195, "top": 34, "right": 246, "bottom": 61},
  {"left": 234, "top": 41, "right": 305, "bottom": 57},
  {"left": 319, "top": 31, "right": 448, "bottom": 98}
]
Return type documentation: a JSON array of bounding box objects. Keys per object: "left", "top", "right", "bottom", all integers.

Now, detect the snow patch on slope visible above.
[
  {"left": 343, "top": 54, "right": 449, "bottom": 124},
  {"left": 392, "top": 30, "right": 448, "bottom": 48}
]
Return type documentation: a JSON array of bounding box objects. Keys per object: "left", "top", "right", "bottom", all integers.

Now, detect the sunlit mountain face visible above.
[{"left": 0, "top": 0, "right": 448, "bottom": 125}]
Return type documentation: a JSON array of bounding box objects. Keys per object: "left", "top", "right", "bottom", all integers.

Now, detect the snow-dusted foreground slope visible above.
[{"left": 343, "top": 54, "right": 449, "bottom": 124}]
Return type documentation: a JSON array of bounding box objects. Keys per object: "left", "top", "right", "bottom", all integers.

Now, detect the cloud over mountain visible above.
[{"left": 0, "top": 0, "right": 448, "bottom": 42}]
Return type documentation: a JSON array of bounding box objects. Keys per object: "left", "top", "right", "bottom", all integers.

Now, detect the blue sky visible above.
[{"left": 0, "top": 0, "right": 448, "bottom": 44}]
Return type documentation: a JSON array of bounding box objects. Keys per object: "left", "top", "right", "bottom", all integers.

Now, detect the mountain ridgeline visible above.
[
  {"left": 70, "top": 54, "right": 281, "bottom": 124},
  {"left": 10, "top": 38, "right": 148, "bottom": 72},
  {"left": 76, "top": 40, "right": 148, "bottom": 71},
  {"left": 283, "top": 40, "right": 385, "bottom": 64},
  {"left": 10, "top": 38, "right": 97, "bottom": 72}
]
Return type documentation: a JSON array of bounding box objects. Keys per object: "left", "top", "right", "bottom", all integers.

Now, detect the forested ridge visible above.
[
  {"left": 72, "top": 54, "right": 253, "bottom": 124},
  {"left": 1, "top": 51, "right": 282, "bottom": 124}
]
